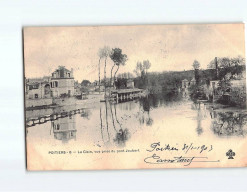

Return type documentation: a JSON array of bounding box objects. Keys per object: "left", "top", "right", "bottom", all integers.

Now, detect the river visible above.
[{"left": 26, "top": 93, "right": 247, "bottom": 149}]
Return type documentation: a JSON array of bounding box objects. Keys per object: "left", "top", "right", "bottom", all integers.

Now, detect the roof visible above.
[
  {"left": 52, "top": 66, "right": 71, "bottom": 73},
  {"left": 26, "top": 76, "right": 51, "bottom": 84}
]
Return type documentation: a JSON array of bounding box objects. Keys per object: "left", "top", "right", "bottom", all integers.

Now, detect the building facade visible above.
[
  {"left": 25, "top": 76, "right": 52, "bottom": 99},
  {"left": 50, "top": 66, "right": 75, "bottom": 97},
  {"left": 25, "top": 66, "right": 75, "bottom": 100}
]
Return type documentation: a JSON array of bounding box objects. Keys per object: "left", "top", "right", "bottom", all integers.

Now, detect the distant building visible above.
[
  {"left": 126, "top": 79, "right": 134, "bottom": 88},
  {"left": 50, "top": 66, "right": 75, "bottom": 97},
  {"left": 26, "top": 66, "right": 75, "bottom": 99},
  {"left": 181, "top": 79, "right": 189, "bottom": 89},
  {"left": 209, "top": 80, "right": 220, "bottom": 94},
  {"left": 26, "top": 76, "right": 52, "bottom": 99},
  {"left": 190, "top": 78, "right": 196, "bottom": 86}
]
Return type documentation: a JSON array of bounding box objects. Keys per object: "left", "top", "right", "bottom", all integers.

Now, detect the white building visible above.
[
  {"left": 126, "top": 79, "right": 134, "bottom": 88},
  {"left": 26, "top": 76, "right": 52, "bottom": 99},
  {"left": 50, "top": 66, "right": 75, "bottom": 97}
]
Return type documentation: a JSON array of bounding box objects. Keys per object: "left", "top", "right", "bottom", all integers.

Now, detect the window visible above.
[{"left": 35, "top": 94, "right": 38, "bottom": 99}]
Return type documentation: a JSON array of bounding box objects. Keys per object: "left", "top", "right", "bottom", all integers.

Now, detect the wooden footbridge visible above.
[
  {"left": 110, "top": 88, "right": 146, "bottom": 103},
  {"left": 26, "top": 108, "right": 86, "bottom": 128}
]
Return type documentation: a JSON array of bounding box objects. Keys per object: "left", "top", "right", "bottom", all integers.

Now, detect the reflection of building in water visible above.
[{"left": 52, "top": 115, "right": 77, "bottom": 143}]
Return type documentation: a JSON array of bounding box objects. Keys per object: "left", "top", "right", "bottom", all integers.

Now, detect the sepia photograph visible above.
[
  {"left": 2, "top": 0, "right": 247, "bottom": 193},
  {"left": 23, "top": 24, "right": 247, "bottom": 170}
]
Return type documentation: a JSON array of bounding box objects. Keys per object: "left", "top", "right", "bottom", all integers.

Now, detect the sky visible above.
[{"left": 24, "top": 23, "right": 245, "bottom": 82}]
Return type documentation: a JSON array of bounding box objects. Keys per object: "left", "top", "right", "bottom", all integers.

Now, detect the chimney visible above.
[
  {"left": 71, "top": 68, "right": 74, "bottom": 76},
  {"left": 215, "top": 57, "right": 218, "bottom": 80}
]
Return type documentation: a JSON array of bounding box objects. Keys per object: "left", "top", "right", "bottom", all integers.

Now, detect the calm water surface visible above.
[{"left": 26, "top": 94, "right": 247, "bottom": 148}]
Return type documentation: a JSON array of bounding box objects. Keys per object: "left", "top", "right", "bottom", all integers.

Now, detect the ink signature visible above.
[{"left": 144, "top": 153, "right": 219, "bottom": 166}]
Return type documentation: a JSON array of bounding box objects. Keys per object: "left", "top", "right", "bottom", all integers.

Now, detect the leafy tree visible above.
[
  {"left": 81, "top": 80, "right": 91, "bottom": 86},
  {"left": 109, "top": 48, "right": 127, "bottom": 88},
  {"left": 192, "top": 60, "right": 200, "bottom": 85},
  {"left": 134, "top": 61, "right": 144, "bottom": 76},
  {"left": 192, "top": 60, "right": 200, "bottom": 70},
  {"left": 143, "top": 60, "right": 151, "bottom": 74},
  {"left": 97, "top": 48, "right": 105, "bottom": 94},
  {"left": 231, "top": 56, "right": 245, "bottom": 66},
  {"left": 99, "top": 46, "right": 111, "bottom": 96},
  {"left": 118, "top": 72, "right": 134, "bottom": 79}
]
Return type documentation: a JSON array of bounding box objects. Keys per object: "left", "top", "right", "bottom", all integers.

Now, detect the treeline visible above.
[
  {"left": 134, "top": 62, "right": 245, "bottom": 95},
  {"left": 134, "top": 69, "right": 206, "bottom": 93}
]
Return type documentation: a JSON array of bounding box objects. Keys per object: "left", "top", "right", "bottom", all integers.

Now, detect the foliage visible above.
[
  {"left": 110, "top": 48, "right": 127, "bottom": 66},
  {"left": 134, "top": 61, "right": 144, "bottom": 76},
  {"left": 117, "top": 72, "right": 134, "bottom": 79},
  {"left": 207, "top": 56, "right": 245, "bottom": 80},
  {"left": 230, "top": 86, "right": 246, "bottom": 108},
  {"left": 115, "top": 78, "right": 128, "bottom": 89},
  {"left": 192, "top": 60, "right": 200, "bottom": 70},
  {"left": 98, "top": 46, "right": 111, "bottom": 58},
  {"left": 143, "top": 60, "right": 151, "bottom": 73},
  {"left": 81, "top": 80, "right": 91, "bottom": 87},
  {"left": 80, "top": 87, "right": 89, "bottom": 94},
  {"left": 217, "top": 75, "right": 231, "bottom": 93},
  {"left": 109, "top": 48, "right": 128, "bottom": 88},
  {"left": 134, "top": 60, "right": 152, "bottom": 76},
  {"left": 189, "top": 85, "right": 207, "bottom": 102},
  {"left": 208, "top": 56, "right": 245, "bottom": 69}
]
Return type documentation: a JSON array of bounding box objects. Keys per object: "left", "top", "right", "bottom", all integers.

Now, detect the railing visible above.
[{"left": 26, "top": 108, "right": 86, "bottom": 128}]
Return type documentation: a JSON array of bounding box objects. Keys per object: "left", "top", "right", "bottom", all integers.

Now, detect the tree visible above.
[
  {"left": 110, "top": 48, "right": 128, "bottom": 88},
  {"left": 81, "top": 80, "right": 91, "bottom": 87},
  {"left": 143, "top": 60, "right": 151, "bottom": 74},
  {"left": 231, "top": 56, "right": 245, "bottom": 66},
  {"left": 118, "top": 72, "right": 134, "bottom": 79},
  {"left": 192, "top": 60, "right": 200, "bottom": 70},
  {"left": 192, "top": 60, "right": 200, "bottom": 85},
  {"left": 97, "top": 48, "right": 105, "bottom": 94},
  {"left": 134, "top": 61, "right": 144, "bottom": 76},
  {"left": 99, "top": 46, "right": 111, "bottom": 97}
]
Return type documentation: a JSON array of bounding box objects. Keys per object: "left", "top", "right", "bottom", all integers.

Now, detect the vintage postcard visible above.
[{"left": 24, "top": 24, "right": 247, "bottom": 170}]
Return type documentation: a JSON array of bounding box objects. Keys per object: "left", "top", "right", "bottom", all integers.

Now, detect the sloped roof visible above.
[{"left": 53, "top": 66, "right": 71, "bottom": 73}]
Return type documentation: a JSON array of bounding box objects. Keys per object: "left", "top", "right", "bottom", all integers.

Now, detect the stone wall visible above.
[{"left": 25, "top": 98, "right": 53, "bottom": 108}]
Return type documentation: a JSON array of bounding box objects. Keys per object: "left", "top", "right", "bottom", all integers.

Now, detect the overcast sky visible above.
[{"left": 24, "top": 23, "right": 245, "bottom": 82}]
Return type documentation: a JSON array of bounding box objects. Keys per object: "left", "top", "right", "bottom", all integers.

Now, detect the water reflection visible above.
[
  {"left": 110, "top": 102, "right": 131, "bottom": 147},
  {"left": 138, "top": 96, "right": 153, "bottom": 126},
  {"left": 96, "top": 101, "right": 131, "bottom": 146},
  {"left": 52, "top": 115, "right": 77, "bottom": 143},
  {"left": 26, "top": 91, "right": 247, "bottom": 147},
  {"left": 80, "top": 109, "right": 92, "bottom": 119},
  {"left": 113, "top": 128, "right": 131, "bottom": 147},
  {"left": 210, "top": 111, "right": 247, "bottom": 136},
  {"left": 192, "top": 102, "right": 208, "bottom": 136}
]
